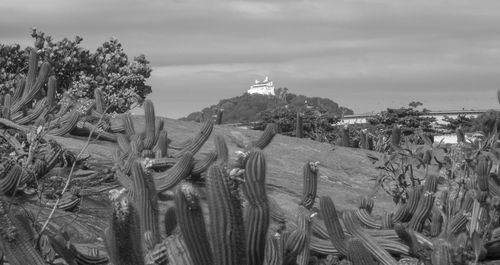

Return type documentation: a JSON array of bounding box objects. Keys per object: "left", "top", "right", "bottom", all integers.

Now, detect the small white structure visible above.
[{"left": 248, "top": 76, "right": 275, "bottom": 96}]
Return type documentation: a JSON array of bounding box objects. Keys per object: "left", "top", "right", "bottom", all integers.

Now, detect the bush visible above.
[
  {"left": 253, "top": 106, "right": 340, "bottom": 143},
  {"left": 0, "top": 28, "right": 152, "bottom": 113}
]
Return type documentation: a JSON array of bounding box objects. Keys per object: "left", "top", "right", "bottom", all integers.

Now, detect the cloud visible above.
[{"left": 1, "top": 0, "right": 500, "bottom": 117}]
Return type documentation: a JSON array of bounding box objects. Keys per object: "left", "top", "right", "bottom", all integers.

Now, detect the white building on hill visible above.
[{"left": 248, "top": 76, "right": 275, "bottom": 96}]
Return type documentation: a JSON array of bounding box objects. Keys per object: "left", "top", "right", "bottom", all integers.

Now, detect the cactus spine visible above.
[
  {"left": 206, "top": 164, "right": 246, "bottom": 265},
  {"left": 243, "top": 150, "right": 270, "bottom": 265},
  {"left": 299, "top": 161, "right": 319, "bottom": 210},
  {"left": 174, "top": 182, "right": 213, "bottom": 265}
]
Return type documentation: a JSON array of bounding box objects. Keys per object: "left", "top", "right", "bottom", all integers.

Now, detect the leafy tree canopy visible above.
[{"left": 0, "top": 28, "right": 152, "bottom": 113}]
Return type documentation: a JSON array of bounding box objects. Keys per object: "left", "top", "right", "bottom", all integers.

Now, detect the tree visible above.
[{"left": 0, "top": 28, "right": 152, "bottom": 113}]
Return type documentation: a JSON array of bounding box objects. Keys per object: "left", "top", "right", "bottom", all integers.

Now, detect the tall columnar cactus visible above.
[
  {"left": 46, "top": 76, "right": 57, "bottom": 108},
  {"left": 153, "top": 151, "right": 194, "bottom": 192},
  {"left": 153, "top": 130, "right": 168, "bottom": 158},
  {"left": 296, "top": 207, "right": 314, "bottom": 265},
  {"left": 346, "top": 237, "right": 377, "bottom": 265},
  {"left": 174, "top": 119, "right": 214, "bottom": 158},
  {"left": 296, "top": 112, "right": 304, "bottom": 138},
  {"left": 206, "top": 163, "right": 246, "bottom": 265},
  {"left": 129, "top": 161, "right": 160, "bottom": 248},
  {"left": 104, "top": 192, "right": 145, "bottom": 265},
  {"left": 300, "top": 161, "right": 319, "bottom": 210},
  {"left": 319, "top": 196, "right": 347, "bottom": 255},
  {"left": 408, "top": 175, "right": 438, "bottom": 232},
  {"left": 252, "top": 123, "right": 278, "bottom": 150},
  {"left": 143, "top": 99, "right": 156, "bottom": 150},
  {"left": 11, "top": 49, "right": 51, "bottom": 113},
  {"left": 264, "top": 233, "right": 285, "bottom": 265},
  {"left": 476, "top": 156, "right": 490, "bottom": 203},
  {"left": 12, "top": 78, "right": 25, "bottom": 102},
  {"left": 174, "top": 182, "right": 213, "bottom": 265},
  {"left": 449, "top": 189, "right": 475, "bottom": 234},
  {"left": 15, "top": 98, "right": 47, "bottom": 125},
  {"left": 243, "top": 150, "right": 270, "bottom": 265}
]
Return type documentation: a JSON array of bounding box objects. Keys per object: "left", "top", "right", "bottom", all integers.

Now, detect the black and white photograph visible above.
[{"left": 1, "top": 1, "right": 500, "bottom": 264}]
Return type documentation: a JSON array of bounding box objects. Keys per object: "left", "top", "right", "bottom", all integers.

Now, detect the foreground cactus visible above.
[
  {"left": 207, "top": 164, "right": 246, "bottom": 265},
  {"left": 104, "top": 192, "right": 144, "bottom": 265},
  {"left": 174, "top": 182, "right": 213, "bottom": 265},
  {"left": 129, "top": 161, "right": 160, "bottom": 247},
  {"left": 243, "top": 150, "right": 270, "bottom": 265},
  {"left": 319, "top": 196, "right": 347, "bottom": 255}
]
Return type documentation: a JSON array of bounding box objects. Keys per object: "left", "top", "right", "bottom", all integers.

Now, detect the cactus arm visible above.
[
  {"left": 48, "top": 111, "right": 79, "bottom": 136},
  {"left": 408, "top": 175, "right": 438, "bottom": 232},
  {"left": 342, "top": 210, "right": 398, "bottom": 265},
  {"left": 251, "top": 123, "right": 277, "bottom": 149},
  {"left": 191, "top": 152, "right": 218, "bottom": 176},
  {"left": 319, "top": 196, "right": 348, "bottom": 255},
  {"left": 153, "top": 152, "right": 194, "bottom": 192},
  {"left": 174, "top": 119, "right": 214, "bottom": 158}
]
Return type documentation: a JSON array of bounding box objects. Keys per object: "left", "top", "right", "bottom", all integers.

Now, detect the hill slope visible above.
[{"left": 181, "top": 91, "right": 354, "bottom": 123}]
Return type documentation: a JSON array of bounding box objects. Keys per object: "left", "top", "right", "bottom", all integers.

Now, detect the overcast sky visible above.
[{"left": 1, "top": 0, "right": 500, "bottom": 118}]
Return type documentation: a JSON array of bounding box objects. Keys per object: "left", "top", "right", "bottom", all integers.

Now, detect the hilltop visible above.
[{"left": 180, "top": 90, "right": 354, "bottom": 124}]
